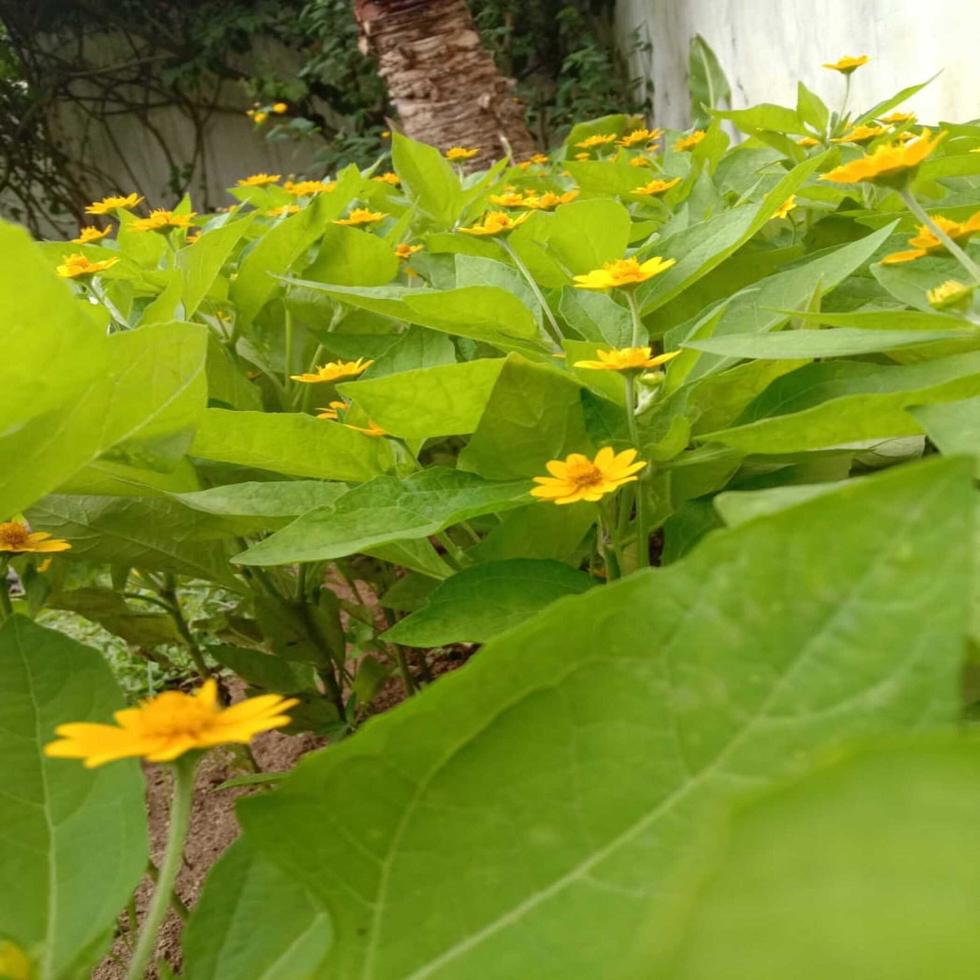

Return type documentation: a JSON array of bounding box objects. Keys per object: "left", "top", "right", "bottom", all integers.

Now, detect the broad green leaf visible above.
[
  {"left": 684, "top": 326, "right": 973, "bottom": 358},
  {"left": 391, "top": 132, "right": 462, "bottom": 228},
  {"left": 232, "top": 456, "right": 971, "bottom": 979},
  {"left": 304, "top": 225, "right": 399, "bottom": 286},
  {"left": 713, "top": 103, "right": 807, "bottom": 135},
  {"left": 689, "top": 35, "right": 731, "bottom": 127},
  {"left": 190, "top": 409, "right": 393, "bottom": 482},
  {"left": 48, "top": 587, "right": 181, "bottom": 648},
  {"left": 340, "top": 360, "right": 506, "bottom": 439},
  {"left": 206, "top": 332, "right": 264, "bottom": 412},
  {"left": 795, "top": 81, "right": 829, "bottom": 133},
  {"left": 468, "top": 501, "right": 596, "bottom": 564},
  {"left": 538, "top": 199, "right": 632, "bottom": 274},
  {"left": 208, "top": 645, "right": 318, "bottom": 693},
  {"left": 0, "top": 616, "right": 147, "bottom": 980},
  {"left": 854, "top": 75, "right": 938, "bottom": 127},
  {"left": 381, "top": 559, "right": 595, "bottom": 646},
  {"left": 173, "top": 481, "right": 348, "bottom": 521},
  {"left": 234, "top": 468, "right": 531, "bottom": 566},
  {"left": 559, "top": 288, "right": 632, "bottom": 346},
  {"left": 910, "top": 396, "right": 980, "bottom": 473},
  {"left": 651, "top": 738, "right": 980, "bottom": 980},
  {"left": 454, "top": 254, "right": 540, "bottom": 317},
  {"left": 714, "top": 482, "right": 841, "bottom": 527},
  {"left": 184, "top": 842, "right": 332, "bottom": 980},
  {"left": 788, "top": 307, "right": 973, "bottom": 331},
  {"left": 178, "top": 213, "right": 254, "bottom": 315}
]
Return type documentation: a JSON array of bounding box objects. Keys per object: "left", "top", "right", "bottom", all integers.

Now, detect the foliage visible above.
[{"left": 3, "top": 64, "right": 980, "bottom": 977}]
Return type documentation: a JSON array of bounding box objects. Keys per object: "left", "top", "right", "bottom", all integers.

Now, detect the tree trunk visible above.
[{"left": 354, "top": 0, "right": 537, "bottom": 169}]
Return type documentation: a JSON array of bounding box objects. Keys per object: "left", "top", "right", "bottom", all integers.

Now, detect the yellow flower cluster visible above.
[
  {"left": 445, "top": 146, "right": 479, "bottom": 161},
  {"left": 237, "top": 173, "right": 281, "bottom": 187}
]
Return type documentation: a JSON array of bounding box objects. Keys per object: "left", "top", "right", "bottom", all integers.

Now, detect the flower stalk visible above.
[
  {"left": 899, "top": 188, "right": 980, "bottom": 285},
  {"left": 498, "top": 238, "right": 563, "bottom": 347}
]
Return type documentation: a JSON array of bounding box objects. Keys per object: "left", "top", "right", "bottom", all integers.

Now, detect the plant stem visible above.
[
  {"left": 597, "top": 504, "right": 621, "bottom": 581},
  {"left": 90, "top": 278, "right": 129, "bottom": 332},
  {"left": 499, "top": 238, "right": 563, "bottom": 347},
  {"left": 840, "top": 74, "right": 852, "bottom": 123},
  {"left": 145, "top": 859, "right": 190, "bottom": 922},
  {"left": 624, "top": 374, "right": 649, "bottom": 568},
  {"left": 625, "top": 289, "right": 645, "bottom": 347},
  {"left": 125, "top": 755, "right": 197, "bottom": 980},
  {"left": 283, "top": 305, "right": 294, "bottom": 395},
  {"left": 0, "top": 557, "right": 11, "bottom": 621},
  {"left": 900, "top": 188, "right": 980, "bottom": 285},
  {"left": 159, "top": 576, "right": 211, "bottom": 681}
]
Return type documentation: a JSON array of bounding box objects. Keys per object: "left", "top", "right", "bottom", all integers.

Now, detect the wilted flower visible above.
[
  {"left": 531, "top": 448, "right": 646, "bottom": 505},
  {"left": 822, "top": 54, "right": 869, "bottom": 74},
  {"left": 572, "top": 255, "right": 675, "bottom": 290},
  {"left": 0, "top": 520, "right": 71, "bottom": 553},
  {"left": 291, "top": 358, "right": 374, "bottom": 383},
  {"left": 56, "top": 253, "right": 119, "bottom": 279},
  {"left": 85, "top": 193, "right": 142, "bottom": 215}
]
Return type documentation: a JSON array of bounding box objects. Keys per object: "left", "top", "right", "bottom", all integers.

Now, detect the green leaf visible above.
[
  {"left": 381, "top": 559, "right": 595, "bottom": 646},
  {"left": 910, "top": 395, "right": 980, "bottom": 473},
  {"left": 537, "top": 199, "right": 632, "bottom": 274},
  {"left": 795, "top": 81, "right": 829, "bottom": 133},
  {"left": 304, "top": 224, "right": 399, "bottom": 286},
  {"left": 173, "top": 480, "right": 348, "bottom": 522},
  {"left": 713, "top": 103, "right": 807, "bottom": 135},
  {"left": 234, "top": 468, "right": 531, "bottom": 566},
  {"left": 48, "top": 587, "right": 181, "bottom": 648},
  {"left": 183, "top": 842, "right": 332, "bottom": 980},
  {"left": 651, "top": 738, "right": 980, "bottom": 980},
  {"left": 190, "top": 409, "right": 393, "bottom": 482},
  {"left": 854, "top": 74, "right": 939, "bottom": 127},
  {"left": 0, "top": 616, "right": 148, "bottom": 980},
  {"left": 178, "top": 214, "right": 254, "bottom": 316},
  {"left": 391, "top": 132, "right": 462, "bottom": 228},
  {"left": 559, "top": 288, "right": 632, "bottom": 346},
  {"left": 689, "top": 35, "right": 731, "bottom": 127},
  {"left": 208, "top": 645, "right": 317, "bottom": 693},
  {"left": 231, "top": 456, "right": 972, "bottom": 979},
  {"left": 786, "top": 308, "right": 972, "bottom": 331}
]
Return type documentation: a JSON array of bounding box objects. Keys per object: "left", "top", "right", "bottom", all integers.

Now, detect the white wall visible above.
[{"left": 617, "top": 0, "right": 980, "bottom": 129}]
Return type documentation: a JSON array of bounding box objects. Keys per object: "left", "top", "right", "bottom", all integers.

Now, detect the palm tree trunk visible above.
[{"left": 353, "top": 0, "right": 538, "bottom": 168}]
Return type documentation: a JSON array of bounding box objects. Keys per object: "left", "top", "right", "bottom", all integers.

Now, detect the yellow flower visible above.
[
  {"left": 575, "top": 133, "right": 617, "bottom": 149},
  {"left": 395, "top": 242, "right": 423, "bottom": 259},
  {"left": 290, "top": 358, "right": 374, "bottom": 383},
  {"left": 343, "top": 420, "right": 387, "bottom": 437},
  {"left": 772, "top": 195, "right": 798, "bottom": 219},
  {"left": 0, "top": 520, "right": 71, "bottom": 553},
  {"left": 44, "top": 679, "right": 298, "bottom": 768},
  {"left": 489, "top": 190, "right": 527, "bottom": 207},
  {"left": 523, "top": 189, "right": 580, "bottom": 210},
  {"left": 72, "top": 225, "right": 112, "bottom": 244},
  {"left": 797, "top": 136, "right": 821, "bottom": 148},
  {"left": 380, "top": 130, "right": 391, "bottom": 139},
  {"left": 372, "top": 171, "right": 401, "bottom": 185},
  {"left": 530, "top": 153, "right": 550, "bottom": 165},
  {"left": 237, "top": 172, "right": 281, "bottom": 187},
  {"left": 572, "top": 255, "right": 675, "bottom": 290},
  {"left": 831, "top": 124, "right": 888, "bottom": 145},
  {"left": 927, "top": 279, "right": 973, "bottom": 309},
  {"left": 881, "top": 212, "right": 980, "bottom": 264},
  {"left": 895, "top": 130, "right": 916, "bottom": 143},
  {"left": 574, "top": 152, "right": 590, "bottom": 160},
  {"left": 531, "top": 448, "right": 646, "bottom": 505},
  {"left": 272, "top": 101, "right": 288, "bottom": 114},
  {"left": 823, "top": 54, "right": 870, "bottom": 74},
  {"left": 130, "top": 209, "right": 197, "bottom": 232},
  {"left": 284, "top": 179, "right": 335, "bottom": 196},
  {"left": 629, "top": 155, "right": 653, "bottom": 168},
  {"left": 186, "top": 231, "right": 202, "bottom": 245},
  {"left": 315, "top": 400, "right": 348, "bottom": 420},
  {"left": 85, "top": 193, "right": 142, "bottom": 215},
  {"left": 266, "top": 204, "right": 300, "bottom": 217},
  {"left": 458, "top": 210, "right": 531, "bottom": 236},
  {"left": 619, "top": 127, "right": 663, "bottom": 148},
  {"left": 334, "top": 208, "right": 386, "bottom": 226},
  {"left": 820, "top": 129, "right": 945, "bottom": 186},
  {"left": 574, "top": 347, "right": 681, "bottom": 372},
  {"left": 632, "top": 177, "right": 681, "bottom": 197},
  {"left": 674, "top": 130, "right": 706, "bottom": 152},
  {"left": 56, "top": 253, "right": 119, "bottom": 279},
  {"left": 446, "top": 146, "right": 479, "bottom": 161},
  {"left": 880, "top": 111, "right": 916, "bottom": 125},
  {"left": 252, "top": 111, "right": 269, "bottom": 124},
  {"left": 0, "top": 940, "right": 31, "bottom": 980}
]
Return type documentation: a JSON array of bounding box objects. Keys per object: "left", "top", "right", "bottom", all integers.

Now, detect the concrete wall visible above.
[{"left": 617, "top": 0, "right": 980, "bottom": 129}]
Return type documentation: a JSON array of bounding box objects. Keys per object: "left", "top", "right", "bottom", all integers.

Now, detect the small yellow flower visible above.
[
  {"left": 618, "top": 127, "right": 663, "bottom": 148},
  {"left": 130, "top": 209, "right": 197, "bottom": 233},
  {"left": 674, "top": 130, "right": 706, "bottom": 152},
  {"left": 529, "top": 153, "right": 550, "bottom": 165},
  {"left": 575, "top": 133, "right": 617, "bottom": 149},
  {"left": 372, "top": 171, "right": 401, "bottom": 186},
  {"left": 343, "top": 420, "right": 388, "bottom": 437},
  {"left": 574, "top": 347, "right": 681, "bottom": 372},
  {"left": 879, "top": 111, "right": 916, "bottom": 125},
  {"left": 574, "top": 152, "right": 590, "bottom": 161},
  {"left": 72, "top": 225, "right": 112, "bottom": 244},
  {"left": 881, "top": 212, "right": 980, "bottom": 264},
  {"left": 272, "top": 101, "right": 288, "bottom": 114},
  {"left": 56, "top": 253, "right": 119, "bottom": 279},
  {"left": 315, "top": 400, "right": 349, "bottom": 420},
  {"left": 772, "top": 195, "right": 798, "bottom": 219},
  {"left": 629, "top": 155, "right": 654, "bottom": 168},
  {"left": 284, "top": 179, "right": 335, "bottom": 196},
  {"left": 572, "top": 255, "right": 676, "bottom": 290},
  {"left": 381, "top": 130, "right": 391, "bottom": 139},
  {"left": 266, "top": 204, "right": 300, "bottom": 217},
  {"left": 632, "top": 177, "right": 681, "bottom": 197},
  {"left": 252, "top": 110, "right": 269, "bottom": 124},
  {"left": 45, "top": 679, "right": 297, "bottom": 768},
  {"left": 458, "top": 210, "right": 531, "bottom": 236},
  {"left": 335, "top": 207, "right": 386, "bottom": 226},
  {"left": 823, "top": 54, "right": 870, "bottom": 74},
  {"left": 446, "top": 146, "right": 479, "bottom": 161},
  {"left": 85, "top": 193, "right": 142, "bottom": 215},
  {"left": 927, "top": 279, "right": 973, "bottom": 309},
  {"left": 821, "top": 129, "right": 945, "bottom": 186},
  {"left": 895, "top": 130, "right": 917, "bottom": 143},
  {"left": 0, "top": 520, "right": 71, "bottom": 553},
  {"left": 291, "top": 358, "right": 374, "bottom": 384},
  {"left": 523, "top": 189, "right": 580, "bottom": 210},
  {"left": 531, "top": 448, "right": 645, "bottom": 505},
  {"left": 831, "top": 124, "right": 888, "bottom": 145},
  {"left": 0, "top": 940, "right": 31, "bottom": 980},
  {"left": 395, "top": 242, "right": 423, "bottom": 259},
  {"left": 237, "top": 172, "right": 281, "bottom": 187},
  {"left": 797, "top": 136, "right": 821, "bottom": 148},
  {"left": 490, "top": 190, "right": 527, "bottom": 207}
]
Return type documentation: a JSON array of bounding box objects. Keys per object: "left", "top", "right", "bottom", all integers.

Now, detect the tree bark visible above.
[{"left": 353, "top": 0, "right": 537, "bottom": 169}]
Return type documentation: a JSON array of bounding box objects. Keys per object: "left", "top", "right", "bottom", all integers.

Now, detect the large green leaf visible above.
[
  {"left": 381, "top": 559, "right": 595, "bottom": 646},
  {"left": 173, "top": 481, "right": 348, "bottom": 522},
  {"left": 234, "top": 468, "right": 531, "bottom": 566},
  {"left": 391, "top": 133, "right": 462, "bottom": 228},
  {"left": 190, "top": 409, "right": 393, "bottom": 482},
  {"left": 689, "top": 35, "right": 731, "bottom": 127},
  {"left": 48, "top": 587, "right": 181, "bottom": 648},
  {"left": 911, "top": 395, "right": 980, "bottom": 472},
  {"left": 530, "top": 199, "right": 632, "bottom": 274},
  {"left": 0, "top": 616, "right": 148, "bottom": 979},
  {"left": 651, "top": 738, "right": 980, "bottom": 980},
  {"left": 226, "top": 456, "right": 970, "bottom": 979},
  {"left": 178, "top": 214, "right": 254, "bottom": 315},
  {"left": 304, "top": 224, "right": 399, "bottom": 286}
]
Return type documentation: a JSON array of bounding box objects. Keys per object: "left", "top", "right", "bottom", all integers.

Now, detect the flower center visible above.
[
  {"left": 565, "top": 459, "right": 604, "bottom": 489},
  {"left": 0, "top": 522, "right": 30, "bottom": 549},
  {"left": 137, "top": 692, "right": 215, "bottom": 738}
]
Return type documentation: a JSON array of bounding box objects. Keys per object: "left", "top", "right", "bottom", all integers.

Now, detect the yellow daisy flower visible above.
[
  {"left": 572, "top": 255, "right": 675, "bottom": 290},
  {"left": 823, "top": 54, "right": 870, "bottom": 74},
  {"left": 72, "top": 225, "right": 112, "bottom": 244},
  {"left": 629, "top": 155, "right": 654, "bottom": 168},
  {"left": 574, "top": 347, "right": 681, "bottom": 372},
  {"left": 821, "top": 129, "right": 944, "bottom": 186},
  {"left": 619, "top": 127, "right": 663, "bottom": 148},
  {"left": 773, "top": 195, "right": 798, "bottom": 219},
  {"left": 290, "top": 358, "right": 374, "bottom": 383},
  {"left": 831, "top": 124, "right": 888, "bottom": 145},
  {"left": 315, "top": 400, "right": 349, "bottom": 420},
  {"left": 797, "top": 136, "right": 821, "bottom": 148},
  {"left": 575, "top": 133, "right": 617, "bottom": 149},
  {"left": 250, "top": 110, "right": 269, "bottom": 124},
  {"left": 272, "top": 101, "right": 288, "bottom": 114},
  {"left": 674, "top": 130, "right": 706, "bottom": 152},
  {"left": 44, "top": 679, "right": 298, "bottom": 768},
  {"left": 237, "top": 172, "right": 281, "bottom": 187},
  {"left": 489, "top": 190, "right": 528, "bottom": 207},
  {"left": 372, "top": 171, "right": 401, "bottom": 186},
  {"left": 85, "top": 193, "right": 143, "bottom": 215},
  {"left": 927, "top": 279, "right": 973, "bottom": 309},
  {"left": 458, "top": 210, "right": 531, "bottom": 236},
  {"left": 632, "top": 177, "right": 681, "bottom": 197},
  {"left": 446, "top": 146, "right": 479, "bottom": 161},
  {"left": 523, "top": 189, "right": 580, "bottom": 210},
  {"left": 56, "top": 253, "right": 119, "bottom": 279},
  {"left": 343, "top": 420, "right": 388, "bottom": 437},
  {"left": 334, "top": 208, "right": 386, "bottom": 226},
  {"left": 881, "top": 212, "right": 980, "bottom": 264},
  {"left": 395, "top": 242, "right": 423, "bottom": 259},
  {"left": 529, "top": 153, "right": 550, "bottom": 165},
  {"left": 0, "top": 521, "right": 71, "bottom": 553},
  {"left": 531, "top": 448, "right": 646, "bottom": 505},
  {"left": 130, "top": 209, "right": 197, "bottom": 233},
  {"left": 879, "top": 111, "right": 916, "bottom": 125},
  {"left": 284, "top": 179, "right": 335, "bottom": 196},
  {"left": 266, "top": 204, "right": 300, "bottom": 217}
]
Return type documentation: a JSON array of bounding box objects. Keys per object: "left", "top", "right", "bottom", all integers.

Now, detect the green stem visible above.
[
  {"left": 840, "top": 74, "right": 852, "bottom": 124},
  {"left": 283, "top": 305, "right": 294, "bottom": 394},
  {"left": 625, "top": 289, "right": 646, "bottom": 347},
  {"left": 125, "top": 755, "right": 197, "bottom": 980},
  {"left": 624, "top": 374, "right": 649, "bottom": 568},
  {"left": 90, "top": 278, "right": 128, "bottom": 331},
  {"left": 159, "top": 576, "right": 211, "bottom": 681},
  {"left": 145, "top": 859, "right": 190, "bottom": 922},
  {"left": 0, "top": 557, "right": 11, "bottom": 621},
  {"left": 900, "top": 188, "right": 980, "bottom": 285},
  {"left": 597, "top": 504, "right": 621, "bottom": 581},
  {"left": 499, "top": 238, "right": 563, "bottom": 348}
]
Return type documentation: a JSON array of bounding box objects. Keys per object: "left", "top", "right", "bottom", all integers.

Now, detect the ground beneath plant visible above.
[{"left": 94, "top": 646, "right": 474, "bottom": 979}]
